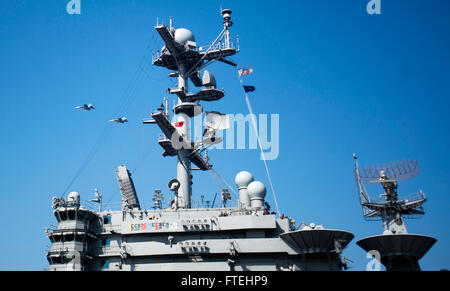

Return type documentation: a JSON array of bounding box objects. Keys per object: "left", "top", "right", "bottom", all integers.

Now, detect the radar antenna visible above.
[
  {"left": 353, "top": 154, "right": 437, "bottom": 271},
  {"left": 355, "top": 157, "right": 420, "bottom": 184},
  {"left": 353, "top": 154, "right": 426, "bottom": 233}
]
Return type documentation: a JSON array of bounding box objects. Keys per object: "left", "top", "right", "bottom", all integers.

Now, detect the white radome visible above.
[
  {"left": 68, "top": 191, "right": 80, "bottom": 203},
  {"left": 234, "top": 171, "right": 254, "bottom": 189},
  {"left": 174, "top": 28, "right": 195, "bottom": 45},
  {"left": 247, "top": 181, "right": 267, "bottom": 200}
]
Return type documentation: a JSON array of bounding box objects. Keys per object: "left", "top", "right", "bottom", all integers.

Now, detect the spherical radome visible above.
[
  {"left": 247, "top": 181, "right": 267, "bottom": 200},
  {"left": 68, "top": 191, "right": 80, "bottom": 202},
  {"left": 235, "top": 171, "right": 254, "bottom": 188},
  {"left": 174, "top": 28, "right": 195, "bottom": 45}
]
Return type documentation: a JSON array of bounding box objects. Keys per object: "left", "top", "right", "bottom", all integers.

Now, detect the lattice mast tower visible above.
[{"left": 145, "top": 9, "right": 239, "bottom": 209}]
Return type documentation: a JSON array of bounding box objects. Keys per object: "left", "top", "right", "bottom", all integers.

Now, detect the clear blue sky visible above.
[{"left": 0, "top": 0, "right": 449, "bottom": 271}]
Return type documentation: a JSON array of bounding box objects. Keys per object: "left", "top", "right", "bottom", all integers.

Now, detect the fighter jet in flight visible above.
[
  {"left": 109, "top": 117, "right": 128, "bottom": 123},
  {"left": 74, "top": 104, "right": 95, "bottom": 111}
]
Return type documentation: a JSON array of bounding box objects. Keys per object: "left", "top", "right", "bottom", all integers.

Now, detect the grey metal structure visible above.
[
  {"left": 45, "top": 10, "right": 354, "bottom": 271},
  {"left": 116, "top": 165, "right": 140, "bottom": 210},
  {"left": 353, "top": 155, "right": 436, "bottom": 271}
]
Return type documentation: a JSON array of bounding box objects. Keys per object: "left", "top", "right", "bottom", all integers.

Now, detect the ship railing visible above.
[
  {"left": 82, "top": 200, "right": 251, "bottom": 214},
  {"left": 362, "top": 191, "right": 427, "bottom": 220},
  {"left": 48, "top": 241, "right": 89, "bottom": 253},
  {"left": 364, "top": 191, "right": 426, "bottom": 207},
  {"left": 399, "top": 191, "right": 427, "bottom": 219},
  {"left": 96, "top": 246, "right": 121, "bottom": 256},
  {"left": 80, "top": 201, "right": 122, "bottom": 212},
  {"left": 47, "top": 227, "right": 96, "bottom": 236},
  {"left": 198, "top": 40, "right": 236, "bottom": 53},
  {"left": 399, "top": 191, "right": 426, "bottom": 204},
  {"left": 151, "top": 38, "right": 238, "bottom": 63},
  {"left": 87, "top": 201, "right": 169, "bottom": 212}
]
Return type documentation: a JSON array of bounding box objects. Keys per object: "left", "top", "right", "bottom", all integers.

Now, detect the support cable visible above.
[{"left": 236, "top": 68, "right": 281, "bottom": 217}]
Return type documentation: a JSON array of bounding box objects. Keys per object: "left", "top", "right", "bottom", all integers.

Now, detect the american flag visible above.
[{"left": 239, "top": 68, "right": 254, "bottom": 76}]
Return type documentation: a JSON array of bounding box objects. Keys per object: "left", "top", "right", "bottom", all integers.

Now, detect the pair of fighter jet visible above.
[{"left": 74, "top": 104, "right": 128, "bottom": 123}]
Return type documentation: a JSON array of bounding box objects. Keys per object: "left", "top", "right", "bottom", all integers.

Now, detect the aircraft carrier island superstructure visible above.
[{"left": 45, "top": 9, "right": 354, "bottom": 271}]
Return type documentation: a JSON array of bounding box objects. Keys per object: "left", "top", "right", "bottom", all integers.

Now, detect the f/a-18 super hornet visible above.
[
  {"left": 74, "top": 104, "right": 95, "bottom": 111},
  {"left": 109, "top": 117, "right": 128, "bottom": 123}
]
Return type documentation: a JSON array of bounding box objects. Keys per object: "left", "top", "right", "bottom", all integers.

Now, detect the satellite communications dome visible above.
[
  {"left": 247, "top": 181, "right": 267, "bottom": 200},
  {"left": 235, "top": 171, "right": 254, "bottom": 189},
  {"left": 174, "top": 28, "right": 196, "bottom": 45},
  {"left": 67, "top": 192, "right": 80, "bottom": 204}
]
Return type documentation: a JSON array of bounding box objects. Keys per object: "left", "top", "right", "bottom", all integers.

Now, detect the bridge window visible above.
[
  {"left": 59, "top": 212, "right": 67, "bottom": 221},
  {"left": 75, "top": 235, "right": 85, "bottom": 242},
  {"left": 103, "top": 215, "right": 111, "bottom": 225},
  {"left": 68, "top": 210, "right": 76, "bottom": 220},
  {"left": 77, "top": 211, "right": 85, "bottom": 220},
  {"left": 65, "top": 233, "right": 74, "bottom": 241}
]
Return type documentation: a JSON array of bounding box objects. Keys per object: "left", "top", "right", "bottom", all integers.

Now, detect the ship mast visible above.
[
  {"left": 176, "top": 63, "right": 192, "bottom": 208},
  {"left": 145, "top": 9, "right": 238, "bottom": 209}
]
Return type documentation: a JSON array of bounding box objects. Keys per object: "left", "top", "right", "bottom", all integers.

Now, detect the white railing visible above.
[
  {"left": 198, "top": 41, "right": 236, "bottom": 53},
  {"left": 152, "top": 39, "right": 238, "bottom": 63}
]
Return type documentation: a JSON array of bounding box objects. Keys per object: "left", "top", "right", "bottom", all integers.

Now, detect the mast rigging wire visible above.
[
  {"left": 236, "top": 68, "right": 281, "bottom": 217},
  {"left": 207, "top": 167, "right": 239, "bottom": 199}
]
